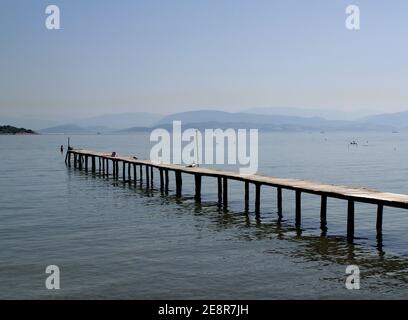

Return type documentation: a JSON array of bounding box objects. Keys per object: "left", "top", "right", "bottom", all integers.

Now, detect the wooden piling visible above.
[
  {"left": 320, "top": 195, "right": 327, "bottom": 232},
  {"left": 133, "top": 164, "right": 137, "bottom": 186},
  {"left": 91, "top": 156, "right": 95, "bottom": 173},
  {"left": 223, "top": 177, "right": 228, "bottom": 210},
  {"left": 85, "top": 156, "right": 88, "bottom": 172},
  {"left": 159, "top": 168, "right": 164, "bottom": 193},
  {"left": 255, "top": 183, "right": 261, "bottom": 215},
  {"left": 145, "top": 165, "right": 149, "bottom": 187},
  {"left": 195, "top": 174, "right": 202, "bottom": 203},
  {"left": 128, "top": 162, "right": 131, "bottom": 183},
  {"left": 217, "top": 177, "right": 222, "bottom": 207},
  {"left": 295, "top": 190, "right": 301, "bottom": 228},
  {"left": 244, "top": 181, "right": 249, "bottom": 212},
  {"left": 376, "top": 204, "right": 383, "bottom": 235},
  {"left": 175, "top": 170, "right": 182, "bottom": 197},
  {"left": 277, "top": 187, "right": 283, "bottom": 219},
  {"left": 165, "top": 170, "right": 169, "bottom": 194},
  {"left": 347, "top": 200, "right": 355, "bottom": 242},
  {"left": 122, "top": 161, "right": 126, "bottom": 182}
]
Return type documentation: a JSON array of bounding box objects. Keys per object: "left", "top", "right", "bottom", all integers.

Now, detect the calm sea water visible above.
[{"left": 1, "top": 132, "right": 408, "bottom": 299}]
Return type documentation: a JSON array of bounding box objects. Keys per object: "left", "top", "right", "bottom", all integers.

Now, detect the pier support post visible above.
[
  {"left": 122, "top": 162, "right": 126, "bottom": 182},
  {"left": 217, "top": 177, "right": 222, "bottom": 207},
  {"left": 223, "top": 178, "right": 228, "bottom": 211},
  {"left": 376, "top": 204, "right": 383, "bottom": 235},
  {"left": 255, "top": 183, "right": 261, "bottom": 215},
  {"left": 106, "top": 159, "right": 109, "bottom": 178},
  {"left": 67, "top": 152, "right": 71, "bottom": 167},
  {"left": 159, "top": 169, "right": 164, "bottom": 193},
  {"left": 145, "top": 165, "right": 149, "bottom": 187},
  {"left": 175, "top": 171, "right": 182, "bottom": 197},
  {"left": 139, "top": 165, "right": 143, "bottom": 181},
  {"left": 295, "top": 190, "right": 301, "bottom": 228},
  {"left": 128, "top": 162, "right": 131, "bottom": 183},
  {"left": 102, "top": 157, "right": 105, "bottom": 177},
  {"left": 320, "top": 195, "right": 327, "bottom": 233},
  {"left": 79, "top": 155, "right": 83, "bottom": 170},
  {"left": 277, "top": 187, "right": 283, "bottom": 220},
  {"left": 165, "top": 170, "right": 169, "bottom": 195},
  {"left": 195, "top": 174, "right": 202, "bottom": 203},
  {"left": 98, "top": 157, "right": 101, "bottom": 174},
  {"left": 85, "top": 156, "right": 88, "bottom": 172},
  {"left": 115, "top": 161, "right": 119, "bottom": 180},
  {"left": 150, "top": 166, "right": 154, "bottom": 188},
  {"left": 244, "top": 181, "right": 249, "bottom": 212},
  {"left": 91, "top": 156, "right": 95, "bottom": 173},
  {"left": 347, "top": 200, "right": 355, "bottom": 242},
  {"left": 133, "top": 164, "right": 137, "bottom": 186}
]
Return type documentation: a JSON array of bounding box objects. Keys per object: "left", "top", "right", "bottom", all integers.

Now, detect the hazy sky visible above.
[{"left": 1, "top": 0, "right": 407, "bottom": 118}]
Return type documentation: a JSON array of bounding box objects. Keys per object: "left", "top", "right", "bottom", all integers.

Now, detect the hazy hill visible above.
[
  {"left": 360, "top": 111, "right": 408, "bottom": 129},
  {"left": 39, "top": 124, "right": 93, "bottom": 134},
  {"left": 77, "top": 112, "right": 163, "bottom": 129}
]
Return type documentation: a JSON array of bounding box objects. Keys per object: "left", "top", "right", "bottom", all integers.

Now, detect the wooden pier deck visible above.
[{"left": 66, "top": 148, "right": 408, "bottom": 243}]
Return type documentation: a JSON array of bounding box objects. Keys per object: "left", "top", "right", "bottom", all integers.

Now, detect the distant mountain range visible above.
[{"left": 3, "top": 108, "right": 408, "bottom": 134}]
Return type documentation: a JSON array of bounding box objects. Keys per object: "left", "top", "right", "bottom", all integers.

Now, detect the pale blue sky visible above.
[{"left": 1, "top": 0, "right": 407, "bottom": 118}]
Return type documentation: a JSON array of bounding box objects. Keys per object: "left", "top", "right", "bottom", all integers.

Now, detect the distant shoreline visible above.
[{"left": 0, "top": 125, "right": 37, "bottom": 135}]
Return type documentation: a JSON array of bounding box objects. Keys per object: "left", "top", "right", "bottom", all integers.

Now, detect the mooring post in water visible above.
[
  {"left": 175, "top": 170, "right": 182, "bottom": 197},
  {"left": 195, "top": 173, "right": 202, "bottom": 203},
  {"left": 244, "top": 181, "right": 249, "bottom": 212},
  {"left": 347, "top": 200, "right": 355, "bottom": 242},
  {"left": 277, "top": 187, "right": 283, "bottom": 220},
  {"left": 320, "top": 195, "right": 328, "bottom": 233},
  {"left": 376, "top": 203, "right": 384, "bottom": 235},
  {"left": 217, "top": 177, "right": 222, "bottom": 207},
  {"left": 165, "top": 170, "right": 169, "bottom": 194},
  {"left": 255, "top": 183, "right": 261, "bottom": 215},
  {"left": 223, "top": 177, "right": 228, "bottom": 211},
  {"left": 159, "top": 168, "right": 164, "bottom": 193},
  {"left": 295, "top": 190, "right": 301, "bottom": 228}
]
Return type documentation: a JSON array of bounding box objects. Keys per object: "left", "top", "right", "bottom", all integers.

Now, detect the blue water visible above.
[{"left": 1, "top": 132, "right": 408, "bottom": 299}]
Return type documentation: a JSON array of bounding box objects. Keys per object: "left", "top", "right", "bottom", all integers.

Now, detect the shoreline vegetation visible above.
[{"left": 0, "top": 125, "right": 37, "bottom": 135}]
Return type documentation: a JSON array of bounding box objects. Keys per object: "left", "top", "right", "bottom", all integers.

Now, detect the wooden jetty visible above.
[{"left": 66, "top": 148, "right": 408, "bottom": 243}]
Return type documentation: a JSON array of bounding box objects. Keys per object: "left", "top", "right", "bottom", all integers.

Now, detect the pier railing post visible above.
[
  {"left": 295, "top": 190, "right": 301, "bottom": 228},
  {"left": 347, "top": 200, "right": 355, "bottom": 242}
]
